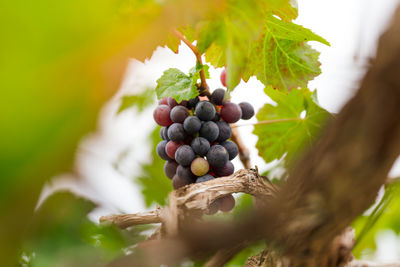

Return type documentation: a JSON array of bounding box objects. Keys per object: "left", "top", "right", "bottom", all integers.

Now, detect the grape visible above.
[
  {"left": 219, "top": 194, "right": 235, "bottom": 212},
  {"left": 191, "top": 137, "right": 210, "bottom": 157},
  {"left": 153, "top": 105, "right": 173, "bottom": 126},
  {"left": 180, "top": 100, "right": 188, "bottom": 107},
  {"left": 165, "top": 141, "right": 183, "bottom": 159},
  {"left": 220, "top": 68, "right": 227, "bottom": 87},
  {"left": 175, "top": 145, "right": 195, "bottom": 167},
  {"left": 207, "top": 145, "right": 229, "bottom": 167},
  {"left": 215, "top": 121, "right": 232, "bottom": 142},
  {"left": 176, "top": 165, "right": 196, "bottom": 182},
  {"left": 206, "top": 200, "right": 219, "bottom": 215},
  {"left": 172, "top": 174, "right": 192, "bottom": 189},
  {"left": 170, "top": 106, "right": 189, "bottom": 123},
  {"left": 220, "top": 102, "right": 242, "bottom": 123},
  {"left": 196, "top": 174, "right": 215, "bottom": 183},
  {"left": 164, "top": 161, "right": 178, "bottom": 179},
  {"left": 160, "top": 127, "right": 169, "bottom": 140},
  {"left": 158, "top": 97, "right": 168, "bottom": 105},
  {"left": 167, "top": 97, "right": 178, "bottom": 108},
  {"left": 199, "top": 121, "right": 219, "bottom": 142},
  {"left": 183, "top": 116, "right": 201, "bottom": 135},
  {"left": 167, "top": 123, "right": 186, "bottom": 142},
  {"left": 191, "top": 158, "right": 210, "bottom": 176},
  {"left": 187, "top": 96, "right": 199, "bottom": 109},
  {"left": 156, "top": 140, "right": 170, "bottom": 161},
  {"left": 213, "top": 161, "right": 234, "bottom": 177},
  {"left": 220, "top": 141, "right": 238, "bottom": 160},
  {"left": 239, "top": 102, "right": 255, "bottom": 120},
  {"left": 212, "top": 112, "right": 221, "bottom": 122},
  {"left": 195, "top": 101, "right": 216, "bottom": 121},
  {"left": 210, "top": 88, "right": 225, "bottom": 105}
]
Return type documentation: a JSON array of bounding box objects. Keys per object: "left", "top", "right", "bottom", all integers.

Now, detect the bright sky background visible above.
[{"left": 39, "top": 0, "right": 400, "bottom": 261}]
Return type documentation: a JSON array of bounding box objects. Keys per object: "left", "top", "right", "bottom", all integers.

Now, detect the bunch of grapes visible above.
[{"left": 153, "top": 85, "right": 254, "bottom": 213}]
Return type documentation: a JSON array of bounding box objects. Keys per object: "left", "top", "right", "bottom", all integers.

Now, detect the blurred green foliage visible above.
[
  {"left": 137, "top": 126, "right": 173, "bottom": 207},
  {"left": 352, "top": 180, "right": 400, "bottom": 258}
]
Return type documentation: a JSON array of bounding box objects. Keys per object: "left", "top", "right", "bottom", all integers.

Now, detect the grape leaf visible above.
[
  {"left": 155, "top": 68, "right": 200, "bottom": 102},
  {"left": 118, "top": 89, "right": 155, "bottom": 114},
  {"left": 253, "top": 87, "right": 330, "bottom": 164},
  {"left": 243, "top": 15, "right": 329, "bottom": 91},
  {"left": 137, "top": 126, "right": 173, "bottom": 207}
]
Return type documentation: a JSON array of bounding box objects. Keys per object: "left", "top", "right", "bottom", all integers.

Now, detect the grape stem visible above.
[
  {"left": 231, "top": 118, "right": 298, "bottom": 128},
  {"left": 171, "top": 28, "right": 210, "bottom": 96}
]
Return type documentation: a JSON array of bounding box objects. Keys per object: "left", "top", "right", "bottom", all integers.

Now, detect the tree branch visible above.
[{"left": 100, "top": 208, "right": 162, "bottom": 229}]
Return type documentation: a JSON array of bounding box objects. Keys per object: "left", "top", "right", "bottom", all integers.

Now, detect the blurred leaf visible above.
[
  {"left": 0, "top": 0, "right": 224, "bottom": 263},
  {"left": 254, "top": 87, "right": 330, "bottom": 164},
  {"left": 137, "top": 126, "right": 173, "bottom": 207},
  {"left": 22, "top": 192, "right": 127, "bottom": 267},
  {"left": 352, "top": 180, "right": 400, "bottom": 258},
  {"left": 118, "top": 89, "right": 155, "bottom": 113}
]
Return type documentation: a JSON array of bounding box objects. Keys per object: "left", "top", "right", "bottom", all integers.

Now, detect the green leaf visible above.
[
  {"left": 253, "top": 87, "right": 330, "bottom": 164},
  {"left": 244, "top": 15, "right": 329, "bottom": 91},
  {"left": 137, "top": 126, "right": 173, "bottom": 207},
  {"left": 118, "top": 89, "right": 155, "bottom": 114},
  {"left": 22, "top": 192, "right": 127, "bottom": 267},
  {"left": 352, "top": 180, "right": 400, "bottom": 258},
  {"left": 155, "top": 68, "right": 199, "bottom": 103}
]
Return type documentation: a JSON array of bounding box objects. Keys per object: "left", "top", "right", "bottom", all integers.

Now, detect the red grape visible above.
[
  {"left": 220, "top": 102, "right": 242, "bottom": 123},
  {"left": 220, "top": 68, "right": 227, "bottom": 87},
  {"left": 165, "top": 141, "right": 183, "bottom": 159},
  {"left": 153, "top": 105, "right": 173, "bottom": 126}
]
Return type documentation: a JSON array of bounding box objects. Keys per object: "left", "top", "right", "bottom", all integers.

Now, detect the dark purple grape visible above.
[
  {"left": 156, "top": 140, "right": 171, "bottom": 161},
  {"left": 220, "top": 141, "right": 238, "bottom": 160},
  {"left": 220, "top": 102, "right": 242, "bottom": 123},
  {"left": 160, "top": 127, "right": 169, "bottom": 140},
  {"left": 167, "top": 97, "right": 178, "bottom": 108},
  {"left": 153, "top": 105, "right": 173, "bottom": 126},
  {"left": 210, "top": 88, "right": 225, "bottom": 105},
  {"left": 172, "top": 174, "right": 191, "bottom": 189},
  {"left": 165, "top": 141, "right": 183, "bottom": 159},
  {"left": 187, "top": 96, "right": 200, "bottom": 109},
  {"left": 219, "top": 194, "right": 235, "bottom": 212},
  {"left": 176, "top": 165, "right": 196, "bottom": 182},
  {"left": 199, "top": 121, "right": 219, "bottom": 142},
  {"left": 167, "top": 123, "right": 186, "bottom": 142},
  {"left": 164, "top": 161, "right": 178, "bottom": 179},
  {"left": 191, "top": 158, "right": 209, "bottom": 176},
  {"left": 183, "top": 116, "right": 201, "bottom": 135},
  {"left": 239, "top": 102, "right": 255, "bottom": 120},
  {"left": 175, "top": 145, "right": 195, "bottom": 167},
  {"left": 191, "top": 137, "right": 210, "bottom": 157},
  {"left": 206, "top": 200, "right": 220, "bottom": 215},
  {"left": 215, "top": 121, "right": 232, "bottom": 142},
  {"left": 196, "top": 174, "right": 215, "bottom": 183},
  {"left": 158, "top": 97, "right": 168, "bottom": 105},
  {"left": 212, "top": 112, "right": 221, "bottom": 122},
  {"left": 179, "top": 100, "right": 188, "bottom": 107},
  {"left": 195, "top": 101, "right": 216, "bottom": 121},
  {"left": 207, "top": 145, "right": 229, "bottom": 168},
  {"left": 213, "top": 161, "right": 234, "bottom": 177},
  {"left": 170, "top": 106, "right": 189, "bottom": 123}
]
